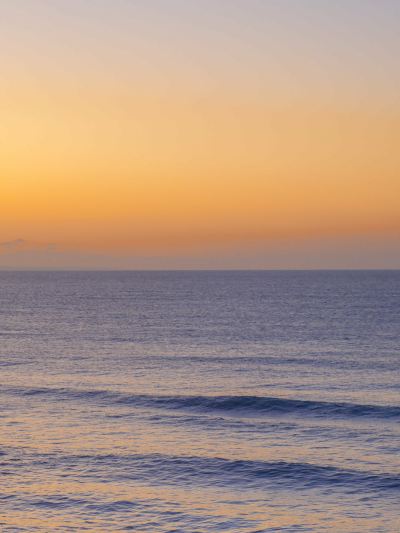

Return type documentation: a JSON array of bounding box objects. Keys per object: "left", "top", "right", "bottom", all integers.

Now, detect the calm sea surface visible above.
[{"left": 0, "top": 271, "right": 399, "bottom": 532}]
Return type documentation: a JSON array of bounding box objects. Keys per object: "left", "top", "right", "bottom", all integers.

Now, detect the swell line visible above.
[
  {"left": 4, "top": 450, "right": 399, "bottom": 493},
  {"left": 3, "top": 386, "right": 400, "bottom": 421}
]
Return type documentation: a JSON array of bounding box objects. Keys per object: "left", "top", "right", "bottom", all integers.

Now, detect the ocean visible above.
[{"left": 0, "top": 271, "right": 399, "bottom": 532}]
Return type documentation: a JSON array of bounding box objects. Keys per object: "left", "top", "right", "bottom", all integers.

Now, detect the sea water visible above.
[{"left": 0, "top": 271, "right": 399, "bottom": 532}]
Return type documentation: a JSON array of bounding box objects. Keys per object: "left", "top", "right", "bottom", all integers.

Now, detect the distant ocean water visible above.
[{"left": 0, "top": 271, "right": 399, "bottom": 532}]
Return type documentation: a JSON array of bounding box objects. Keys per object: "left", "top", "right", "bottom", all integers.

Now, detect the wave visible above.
[
  {"left": 117, "top": 394, "right": 400, "bottom": 420},
  {"left": 16, "top": 451, "right": 399, "bottom": 493},
  {"left": 6, "top": 386, "right": 400, "bottom": 421},
  {"left": 124, "top": 454, "right": 400, "bottom": 492}
]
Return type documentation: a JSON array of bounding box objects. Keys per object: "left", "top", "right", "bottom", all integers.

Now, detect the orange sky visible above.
[{"left": 1, "top": 1, "right": 399, "bottom": 264}]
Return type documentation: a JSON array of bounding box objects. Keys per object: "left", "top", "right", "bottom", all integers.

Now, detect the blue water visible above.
[{"left": 0, "top": 271, "right": 399, "bottom": 532}]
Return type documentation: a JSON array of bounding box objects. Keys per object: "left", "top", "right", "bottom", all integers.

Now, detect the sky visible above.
[{"left": 1, "top": 0, "right": 399, "bottom": 269}]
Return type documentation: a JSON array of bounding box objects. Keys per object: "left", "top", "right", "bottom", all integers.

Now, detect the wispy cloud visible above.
[
  {"left": 0, "top": 242, "right": 15, "bottom": 251},
  {"left": 0, "top": 239, "right": 27, "bottom": 251}
]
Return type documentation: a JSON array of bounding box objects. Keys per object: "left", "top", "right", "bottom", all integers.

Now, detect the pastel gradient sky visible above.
[{"left": 1, "top": 0, "right": 399, "bottom": 268}]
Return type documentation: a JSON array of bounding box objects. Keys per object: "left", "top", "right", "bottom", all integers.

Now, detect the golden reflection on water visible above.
[
  {"left": 2, "top": 404, "right": 398, "bottom": 532},
  {"left": 3, "top": 407, "right": 399, "bottom": 474},
  {"left": 0, "top": 488, "right": 390, "bottom": 533}
]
